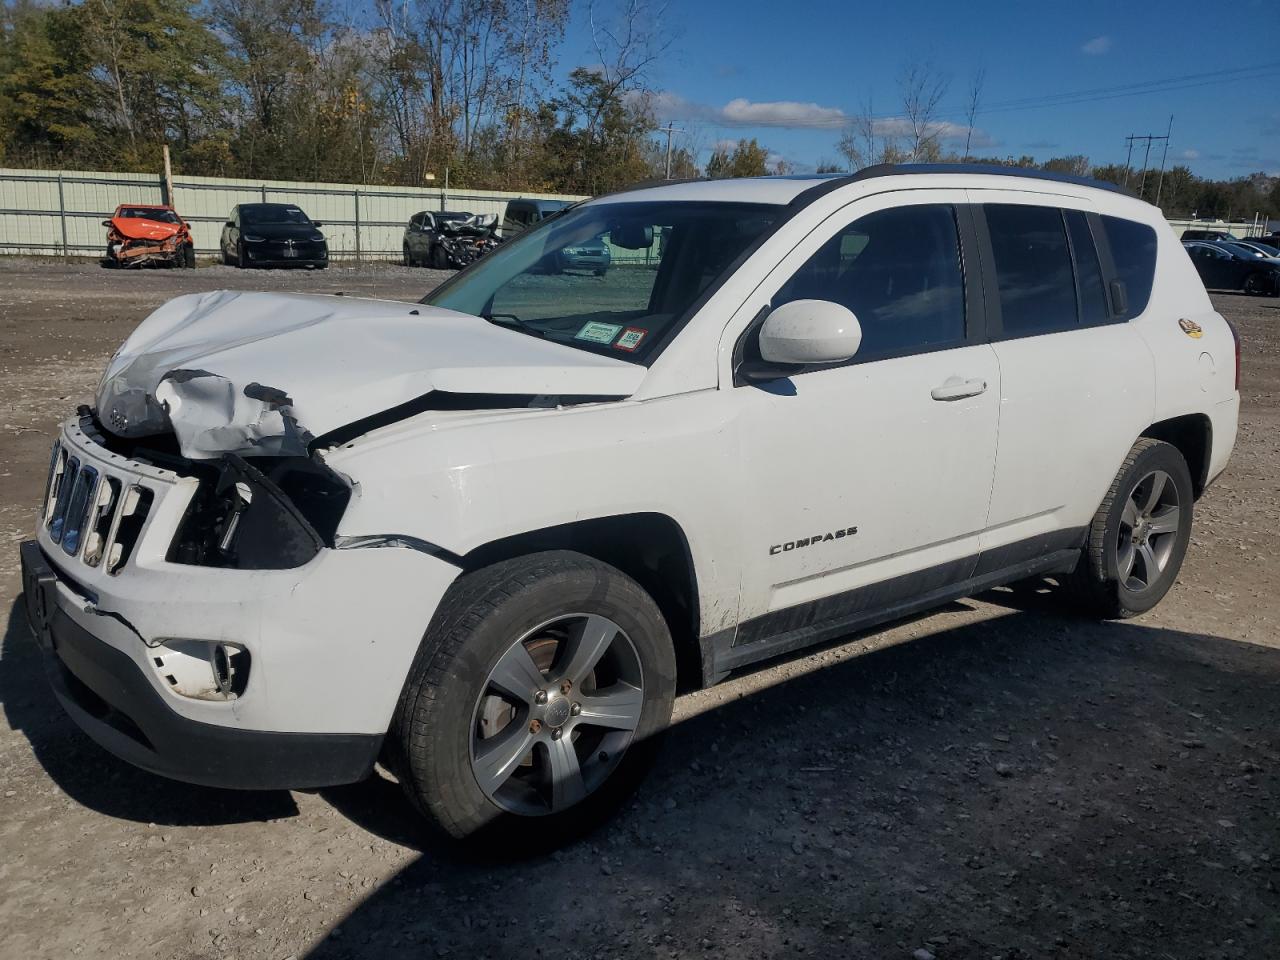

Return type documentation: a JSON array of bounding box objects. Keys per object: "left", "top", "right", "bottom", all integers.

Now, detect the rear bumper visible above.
[{"left": 22, "top": 540, "right": 381, "bottom": 790}]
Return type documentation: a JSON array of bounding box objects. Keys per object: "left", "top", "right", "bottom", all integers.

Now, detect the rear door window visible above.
[
  {"left": 1064, "top": 210, "right": 1110, "bottom": 327},
  {"left": 984, "top": 204, "right": 1078, "bottom": 338},
  {"left": 1100, "top": 215, "right": 1157, "bottom": 316}
]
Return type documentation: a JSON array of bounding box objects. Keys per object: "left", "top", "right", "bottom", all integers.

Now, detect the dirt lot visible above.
[{"left": 0, "top": 258, "right": 1277, "bottom": 960}]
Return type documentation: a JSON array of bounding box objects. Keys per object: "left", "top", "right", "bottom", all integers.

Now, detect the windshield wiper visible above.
[{"left": 483, "top": 313, "right": 545, "bottom": 338}]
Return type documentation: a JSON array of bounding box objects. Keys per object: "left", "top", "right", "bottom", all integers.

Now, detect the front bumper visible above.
[
  {"left": 244, "top": 242, "right": 328, "bottom": 266},
  {"left": 22, "top": 541, "right": 380, "bottom": 789},
  {"left": 22, "top": 417, "right": 463, "bottom": 789}
]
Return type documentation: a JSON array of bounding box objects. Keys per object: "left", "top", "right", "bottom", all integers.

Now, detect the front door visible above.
[{"left": 730, "top": 194, "right": 1000, "bottom": 639}]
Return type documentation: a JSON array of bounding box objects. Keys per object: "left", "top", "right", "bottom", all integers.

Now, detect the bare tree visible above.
[
  {"left": 899, "top": 60, "right": 949, "bottom": 162},
  {"left": 836, "top": 95, "right": 905, "bottom": 171},
  {"left": 584, "top": 0, "right": 672, "bottom": 142},
  {"left": 962, "top": 66, "right": 985, "bottom": 161}
]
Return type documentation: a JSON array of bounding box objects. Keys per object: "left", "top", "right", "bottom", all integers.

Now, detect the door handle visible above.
[{"left": 931, "top": 376, "right": 988, "bottom": 402}]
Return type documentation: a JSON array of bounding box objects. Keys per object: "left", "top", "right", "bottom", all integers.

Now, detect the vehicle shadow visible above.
[
  {"left": 305, "top": 597, "right": 1279, "bottom": 958},
  {"left": 0, "top": 599, "right": 299, "bottom": 825}
]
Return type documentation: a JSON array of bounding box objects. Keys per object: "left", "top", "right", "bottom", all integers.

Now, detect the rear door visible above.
[{"left": 975, "top": 194, "right": 1155, "bottom": 561}]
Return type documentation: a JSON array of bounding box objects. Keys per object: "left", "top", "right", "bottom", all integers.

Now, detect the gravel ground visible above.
[{"left": 0, "top": 258, "right": 1277, "bottom": 960}]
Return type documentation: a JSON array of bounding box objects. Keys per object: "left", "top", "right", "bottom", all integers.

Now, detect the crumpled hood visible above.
[
  {"left": 111, "top": 218, "right": 183, "bottom": 241},
  {"left": 96, "top": 290, "right": 646, "bottom": 459}
]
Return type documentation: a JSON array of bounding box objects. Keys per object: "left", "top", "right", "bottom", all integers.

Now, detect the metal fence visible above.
[{"left": 0, "top": 167, "right": 584, "bottom": 260}]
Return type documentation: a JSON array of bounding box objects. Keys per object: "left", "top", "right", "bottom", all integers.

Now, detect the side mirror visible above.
[
  {"left": 758, "top": 299, "right": 862, "bottom": 365},
  {"left": 225, "top": 221, "right": 234, "bottom": 228},
  {"left": 312, "top": 221, "right": 323, "bottom": 229},
  {"left": 102, "top": 219, "right": 112, "bottom": 227}
]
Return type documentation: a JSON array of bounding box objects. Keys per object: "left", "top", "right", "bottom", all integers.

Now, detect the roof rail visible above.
[{"left": 808, "top": 162, "right": 1138, "bottom": 198}]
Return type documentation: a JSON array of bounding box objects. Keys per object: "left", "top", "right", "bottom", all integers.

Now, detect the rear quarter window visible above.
[{"left": 1101, "top": 216, "right": 1158, "bottom": 316}]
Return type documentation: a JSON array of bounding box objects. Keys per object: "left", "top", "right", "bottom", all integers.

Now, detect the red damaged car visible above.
[{"left": 102, "top": 204, "right": 196, "bottom": 269}]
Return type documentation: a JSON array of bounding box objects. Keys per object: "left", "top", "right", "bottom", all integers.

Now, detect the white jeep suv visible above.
[{"left": 21, "top": 165, "right": 1239, "bottom": 840}]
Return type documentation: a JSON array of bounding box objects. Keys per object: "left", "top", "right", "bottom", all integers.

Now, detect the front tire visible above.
[
  {"left": 387, "top": 551, "right": 676, "bottom": 843},
  {"left": 1244, "top": 273, "right": 1266, "bottom": 296},
  {"left": 1067, "top": 438, "right": 1194, "bottom": 618},
  {"left": 236, "top": 240, "right": 248, "bottom": 269}
]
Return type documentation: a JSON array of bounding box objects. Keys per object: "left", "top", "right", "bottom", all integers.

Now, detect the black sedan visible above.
[
  {"left": 220, "top": 203, "right": 328, "bottom": 269},
  {"left": 1183, "top": 241, "right": 1280, "bottom": 296}
]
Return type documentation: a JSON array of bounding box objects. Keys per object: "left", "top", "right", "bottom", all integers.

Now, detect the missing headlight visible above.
[{"left": 169, "top": 455, "right": 350, "bottom": 570}]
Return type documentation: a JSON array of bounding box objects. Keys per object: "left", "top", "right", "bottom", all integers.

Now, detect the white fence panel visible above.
[{"left": 0, "top": 167, "right": 583, "bottom": 259}]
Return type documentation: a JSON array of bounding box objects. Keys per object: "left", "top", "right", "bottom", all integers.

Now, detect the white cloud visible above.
[
  {"left": 1181, "top": 148, "right": 1200, "bottom": 160},
  {"left": 643, "top": 91, "right": 848, "bottom": 129},
  {"left": 1081, "top": 35, "right": 1112, "bottom": 55},
  {"left": 644, "top": 90, "right": 989, "bottom": 147}
]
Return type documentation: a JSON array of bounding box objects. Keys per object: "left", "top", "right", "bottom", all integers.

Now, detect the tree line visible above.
[{"left": 0, "top": 0, "right": 1274, "bottom": 220}]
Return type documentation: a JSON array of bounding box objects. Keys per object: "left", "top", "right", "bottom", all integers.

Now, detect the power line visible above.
[{"left": 656, "top": 60, "right": 1280, "bottom": 130}]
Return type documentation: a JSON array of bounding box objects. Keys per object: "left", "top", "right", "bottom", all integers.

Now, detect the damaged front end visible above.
[{"left": 81, "top": 411, "right": 350, "bottom": 571}]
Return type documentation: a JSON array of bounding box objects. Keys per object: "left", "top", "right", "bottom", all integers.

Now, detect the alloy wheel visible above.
[
  {"left": 1116, "top": 469, "right": 1181, "bottom": 592},
  {"left": 469, "top": 613, "right": 644, "bottom": 816}
]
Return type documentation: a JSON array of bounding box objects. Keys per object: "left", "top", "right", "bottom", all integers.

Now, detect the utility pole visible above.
[
  {"left": 1154, "top": 115, "right": 1174, "bottom": 208},
  {"left": 161, "top": 143, "right": 174, "bottom": 208},
  {"left": 1122, "top": 129, "right": 1170, "bottom": 200},
  {"left": 658, "top": 123, "right": 683, "bottom": 179}
]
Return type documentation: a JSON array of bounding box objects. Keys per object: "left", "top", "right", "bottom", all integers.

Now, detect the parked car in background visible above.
[
  {"left": 102, "top": 205, "right": 195, "bottom": 269},
  {"left": 1180, "top": 228, "right": 1232, "bottom": 242},
  {"left": 1231, "top": 239, "right": 1280, "bottom": 260},
  {"left": 220, "top": 203, "right": 328, "bottom": 269},
  {"left": 24, "top": 165, "right": 1239, "bottom": 843},
  {"left": 556, "top": 235, "right": 611, "bottom": 275},
  {"left": 502, "top": 197, "right": 571, "bottom": 237},
  {"left": 1183, "top": 240, "right": 1280, "bottom": 295},
  {"left": 404, "top": 211, "right": 470, "bottom": 267},
  {"left": 404, "top": 211, "right": 499, "bottom": 268},
  {"left": 1216, "top": 240, "right": 1279, "bottom": 262}
]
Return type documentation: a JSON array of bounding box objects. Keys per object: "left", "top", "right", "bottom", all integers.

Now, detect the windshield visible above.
[
  {"left": 119, "top": 207, "right": 180, "bottom": 224},
  {"left": 423, "top": 200, "right": 779, "bottom": 363},
  {"left": 242, "top": 205, "right": 312, "bottom": 226}
]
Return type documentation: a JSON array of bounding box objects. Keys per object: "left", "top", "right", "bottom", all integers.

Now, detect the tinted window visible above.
[
  {"left": 1064, "top": 210, "right": 1109, "bottom": 326},
  {"left": 775, "top": 204, "right": 966, "bottom": 361},
  {"left": 1101, "top": 215, "right": 1157, "bottom": 315},
  {"left": 985, "top": 204, "right": 1077, "bottom": 337}
]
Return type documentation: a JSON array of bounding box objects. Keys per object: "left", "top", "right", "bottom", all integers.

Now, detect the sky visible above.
[{"left": 555, "top": 0, "right": 1280, "bottom": 180}]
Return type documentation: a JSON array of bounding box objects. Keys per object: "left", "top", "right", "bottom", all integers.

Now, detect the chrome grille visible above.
[{"left": 42, "top": 440, "right": 153, "bottom": 574}]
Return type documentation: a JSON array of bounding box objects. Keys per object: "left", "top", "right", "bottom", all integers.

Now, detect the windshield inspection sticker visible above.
[
  {"left": 575, "top": 321, "right": 623, "bottom": 344},
  {"left": 615, "top": 327, "right": 647, "bottom": 351}
]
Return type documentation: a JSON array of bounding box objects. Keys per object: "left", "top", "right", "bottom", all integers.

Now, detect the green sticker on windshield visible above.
[{"left": 575, "top": 321, "right": 623, "bottom": 344}]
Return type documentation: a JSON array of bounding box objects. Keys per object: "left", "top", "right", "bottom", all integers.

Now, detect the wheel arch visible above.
[
  {"left": 459, "top": 513, "right": 704, "bottom": 692},
  {"left": 1141, "top": 413, "right": 1212, "bottom": 498}
]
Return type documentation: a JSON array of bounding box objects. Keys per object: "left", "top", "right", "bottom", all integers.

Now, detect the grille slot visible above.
[
  {"left": 83, "top": 477, "right": 121, "bottom": 568},
  {"left": 60, "top": 465, "right": 99, "bottom": 557},
  {"left": 106, "top": 486, "right": 153, "bottom": 575},
  {"left": 49, "top": 456, "right": 80, "bottom": 543}
]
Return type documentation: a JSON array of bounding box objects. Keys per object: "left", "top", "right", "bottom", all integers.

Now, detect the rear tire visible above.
[
  {"left": 1066, "top": 438, "right": 1194, "bottom": 618},
  {"left": 387, "top": 551, "right": 676, "bottom": 845}
]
